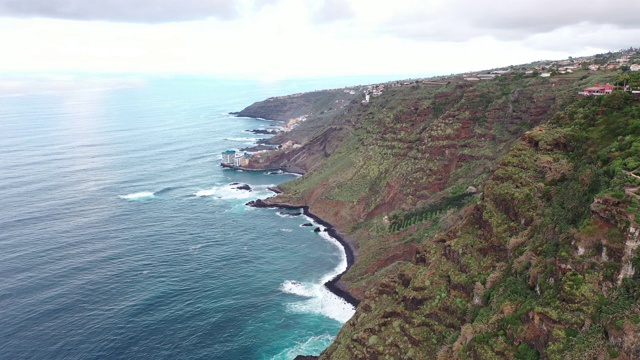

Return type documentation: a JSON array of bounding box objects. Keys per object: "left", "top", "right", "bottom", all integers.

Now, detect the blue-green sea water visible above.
[{"left": 0, "top": 74, "right": 384, "bottom": 359}]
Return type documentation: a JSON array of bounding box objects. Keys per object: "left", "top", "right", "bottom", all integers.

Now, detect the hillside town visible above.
[{"left": 358, "top": 47, "right": 640, "bottom": 103}]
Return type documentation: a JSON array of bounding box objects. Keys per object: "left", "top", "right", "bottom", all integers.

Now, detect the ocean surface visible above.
[{"left": 0, "top": 74, "right": 382, "bottom": 359}]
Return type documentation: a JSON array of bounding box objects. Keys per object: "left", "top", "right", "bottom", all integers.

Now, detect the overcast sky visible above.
[{"left": 1, "top": 0, "right": 638, "bottom": 80}]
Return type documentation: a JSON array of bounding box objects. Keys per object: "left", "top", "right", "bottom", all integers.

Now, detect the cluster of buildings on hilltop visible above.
[
  {"left": 279, "top": 141, "right": 302, "bottom": 150},
  {"left": 553, "top": 51, "right": 640, "bottom": 73},
  {"left": 221, "top": 150, "right": 252, "bottom": 168},
  {"left": 283, "top": 115, "right": 307, "bottom": 132},
  {"left": 470, "top": 49, "right": 640, "bottom": 80},
  {"left": 362, "top": 84, "right": 385, "bottom": 103},
  {"left": 609, "top": 54, "right": 640, "bottom": 71}
]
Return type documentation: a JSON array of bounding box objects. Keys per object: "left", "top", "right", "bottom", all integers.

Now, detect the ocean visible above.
[{"left": 0, "top": 74, "right": 380, "bottom": 359}]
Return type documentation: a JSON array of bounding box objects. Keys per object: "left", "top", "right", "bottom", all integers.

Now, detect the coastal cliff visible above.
[
  {"left": 236, "top": 57, "right": 640, "bottom": 358},
  {"left": 233, "top": 88, "right": 360, "bottom": 121}
]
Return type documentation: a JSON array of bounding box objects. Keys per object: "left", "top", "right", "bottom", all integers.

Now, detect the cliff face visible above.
[
  {"left": 233, "top": 89, "right": 359, "bottom": 121},
  {"left": 320, "top": 92, "right": 640, "bottom": 359},
  {"left": 237, "top": 72, "right": 640, "bottom": 358}
]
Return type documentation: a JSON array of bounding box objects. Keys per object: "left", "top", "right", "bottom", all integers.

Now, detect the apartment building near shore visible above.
[{"left": 221, "top": 150, "right": 251, "bottom": 168}]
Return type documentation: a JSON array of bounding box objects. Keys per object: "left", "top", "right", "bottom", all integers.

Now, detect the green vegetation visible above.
[
  {"left": 243, "top": 51, "right": 640, "bottom": 358},
  {"left": 388, "top": 192, "right": 476, "bottom": 233}
]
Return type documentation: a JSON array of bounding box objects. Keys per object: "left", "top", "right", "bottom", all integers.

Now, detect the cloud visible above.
[
  {"left": 0, "top": 0, "right": 636, "bottom": 79},
  {"left": 372, "top": 0, "right": 640, "bottom": 42},
  {"left": 0, "top": 0, "right": 244, "bottom": 22},
  {"left": 312, "top": 0, "right": 356, "bottom": 24},
  {"left": 524, "top": 24, "right": 640, "bottom": 53}
]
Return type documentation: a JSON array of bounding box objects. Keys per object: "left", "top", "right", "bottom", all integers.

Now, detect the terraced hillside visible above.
[
  {"left": 237, "top": 69, "right": 640, "bottom": 358},
  {"left": 321, "top": 91, "right": 640, "bottom": 359}
]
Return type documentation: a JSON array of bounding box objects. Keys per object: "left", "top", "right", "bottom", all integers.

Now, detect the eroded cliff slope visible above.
[{"left": 237, "top": 70, "right": 640, "bottom": 358}]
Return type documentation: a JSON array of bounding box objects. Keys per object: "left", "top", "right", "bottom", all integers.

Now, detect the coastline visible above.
[
  {"left": 246, "top": 198, "right": 360, "bottom": 308},
  {"left": 233, "top": 115, "right": 358, "bottom": 307},
  {"left": 220, "top": 163, "right": 307, "bottom": 176},
  {"left": 220, "top": 163, "right": 280, "bottom": 172}
]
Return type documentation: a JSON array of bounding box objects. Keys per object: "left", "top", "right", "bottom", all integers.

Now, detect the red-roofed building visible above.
[{"left": 580, "top": 83, "right": 614, "bottom": 96}]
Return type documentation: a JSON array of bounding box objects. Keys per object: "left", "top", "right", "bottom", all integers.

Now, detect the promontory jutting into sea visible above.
[{"left": 0, "top": 75, "right": 381, "bottom": 359}]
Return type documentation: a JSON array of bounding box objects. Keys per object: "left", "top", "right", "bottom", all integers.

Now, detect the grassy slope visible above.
[
  {"left": 256, "top": 69, "right": 640, "bottom": 358},
  {"left": 319, "top": 89, "right": 640, "bottom": 358},
  {"left": 274, "top": 75, "right": 589, "bottom": 293}
]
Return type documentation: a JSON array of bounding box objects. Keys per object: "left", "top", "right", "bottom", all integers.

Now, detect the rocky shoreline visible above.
[{"left": 246, "top": 198, "right": 360, "bottom": 308}]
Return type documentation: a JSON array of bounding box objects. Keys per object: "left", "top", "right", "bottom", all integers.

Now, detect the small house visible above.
[{"left": 580, "top": 83, "right": 614, "bottom": 96}]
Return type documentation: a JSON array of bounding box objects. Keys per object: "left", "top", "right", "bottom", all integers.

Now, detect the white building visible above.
[{"left": 221, "top": 150, "right": 236, "bottom": 164}]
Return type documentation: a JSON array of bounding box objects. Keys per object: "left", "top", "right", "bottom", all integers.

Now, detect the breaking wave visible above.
[
  {"left": 224, "top": 137, "right": 259, "bottom": 145},
  {"left": 282, "top": 281, "right": 355, "bottom": 323},
  {"left": 118, "top": 186, "right": 179, "bottom": 201},
  {"left": 279, "top": 217, "right": 355, "bottom": 324},
  {"left": 118, "top": 191, "right": 155, "bottom": 200},
  {"left": 277, "top": 211, "right": 302, "bottom": 218},
  {"left": 271, "top": 334, "right": 335, "bottom": 360},
  {"left": 280, "top": 280, "right": 315, "bottom": 298},
  {"left": 194, "top": 183, "right": 274, "bottom": 200}
]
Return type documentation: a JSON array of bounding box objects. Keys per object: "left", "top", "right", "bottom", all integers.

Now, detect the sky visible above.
[{"left": 1, "top": 0, "right": 639, "bottom": 80}]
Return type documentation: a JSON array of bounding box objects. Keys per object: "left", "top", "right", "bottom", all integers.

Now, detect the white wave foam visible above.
[
  {"left": 194, "top": 183, "right": 277, "bottom": 204},
  {"left": 279, "top": 215, "right": 355, "bottom": 323},
  {"left": 224, "top": 137, "right": 259, "bottom": 144},
  {"left": 280, "top": 280, "right": 315, "bottom": 297},
  {"left": 194, "top": 188, "right": 217, "bottom": 197},
  {"left": 284, "top": 285, "right": 355, "bottom": 323},
  {"left": 280, "top": 228, "right": 293, "bottom": 232},
  {"left": 271, "top": 334, "right": 335, "bottom": 360},
  {"left": 265, "top": 170, "right": 284, "bottom": 175},
  {"left": 316, "top": 230, "right": 349, "bottom": 284},
  {"left": 194, "top": 184, "right": 255, "bottom": 199},
  {"left": 118, "top": 191, "right": 155, "bottom": 200},
  {"left": 276, "top": 211, "right": 302, "bottom": 218}
]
